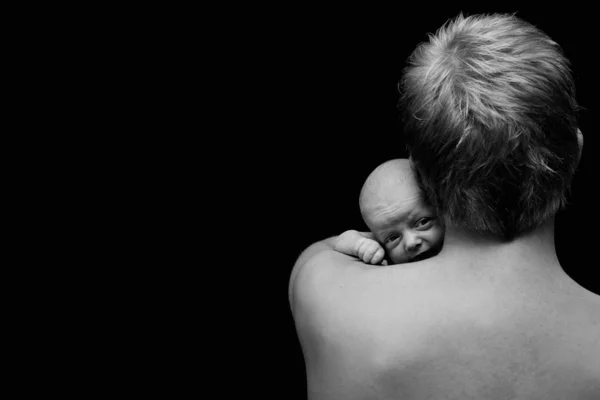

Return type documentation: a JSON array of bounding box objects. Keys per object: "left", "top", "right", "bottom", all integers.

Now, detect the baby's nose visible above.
[{"left": 405, "top": 235, "right": 423, "bottom": 252}]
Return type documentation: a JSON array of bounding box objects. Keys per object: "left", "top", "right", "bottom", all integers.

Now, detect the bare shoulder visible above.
[
  {"left": 289, "top": 250, "right": 443, "bottom": 352},
  {"left": 289, "top": 241, "right": 372, "bottom": 314},
  {"left": 289, "top": 251, "right": 600, "bottom": 398},
  {"left": 562, "top": 287, "right": 600, "bottom": 362},
  {"left": 554, "top": 277, "right": 600, "bottom": 335}
]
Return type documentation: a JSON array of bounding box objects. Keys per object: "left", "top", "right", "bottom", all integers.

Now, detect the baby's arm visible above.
[{"left": 333, "top": 230, "right": 387, "bottom": 265}]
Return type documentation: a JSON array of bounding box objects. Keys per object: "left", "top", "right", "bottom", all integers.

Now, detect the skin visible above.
[
  {"left": 333, "top": 159, "right": 444, "bottom": 265},
  {"left": 290, "top": 131, "right": 600, "bottom": 399},
  {"left": 360, "top": 159, "right": 444, "bottom": 265}
]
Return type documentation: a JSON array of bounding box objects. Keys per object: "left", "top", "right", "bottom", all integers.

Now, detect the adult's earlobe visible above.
[{"left": 576, "top": 128, "right": 584, "bottom": 168}]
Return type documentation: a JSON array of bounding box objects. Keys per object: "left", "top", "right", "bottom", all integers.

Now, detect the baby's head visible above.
[{"left": 360, "top": 159, "right": 444, "bottom": 264}]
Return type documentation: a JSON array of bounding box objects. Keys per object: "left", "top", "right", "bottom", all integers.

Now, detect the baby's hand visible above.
[
  {"left": 356, "top": 237, "right": 386, "bottom": 265},
  {"left": 334, "top": 230, "right": 386, "bottom": 265}
]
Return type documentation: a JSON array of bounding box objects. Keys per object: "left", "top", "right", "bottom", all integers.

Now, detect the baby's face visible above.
[{"left": 365, "top": 184, "right": 444, "bottom": 264}]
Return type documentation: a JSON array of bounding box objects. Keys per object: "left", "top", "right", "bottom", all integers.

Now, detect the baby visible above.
[{"left": 334, "top": 159, "right": 445, "bottom": 265}]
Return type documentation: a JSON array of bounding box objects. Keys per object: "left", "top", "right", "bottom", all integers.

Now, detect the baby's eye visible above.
[
  {"left": 385, "top": 234, "right": 400, "bottom": 244},
  {"left": 415, "top": 217, "right": 434, "bottom": 229}
]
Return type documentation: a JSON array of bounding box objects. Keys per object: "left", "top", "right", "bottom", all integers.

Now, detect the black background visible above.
[{"left": 244, "top": 7, "right": 597, "bottom": 398}]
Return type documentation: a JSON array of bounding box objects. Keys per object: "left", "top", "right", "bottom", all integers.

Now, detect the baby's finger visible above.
[
  {"left": 357, "top": 239, "right": 372, "bottom": 260},
  {"left": 361, "top": 249, "right": 373, "bottom": 263},
  {"left": 371, "top": 247, "right": 385, "bottom": 265},
  {"left": 363, "top": 244, "right": 380, "bottom": 263},
  {"left": 357, "top": 241, "right": 366, "bottom": 260}
]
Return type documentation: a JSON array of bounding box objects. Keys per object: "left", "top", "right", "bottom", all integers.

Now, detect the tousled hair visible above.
[{"left": 398, "top": 13, "right": 580, "bottom": 239}]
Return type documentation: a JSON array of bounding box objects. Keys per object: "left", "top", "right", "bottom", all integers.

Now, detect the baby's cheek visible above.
[
  {"left": 389, "top": 247, "right": 408, "bottom": 264},
  {"left": 432, "top": 227, "right": 445, "bottom": 247},
  {"left": 421, "top": 228, "right": 442, "bottom": 250}
]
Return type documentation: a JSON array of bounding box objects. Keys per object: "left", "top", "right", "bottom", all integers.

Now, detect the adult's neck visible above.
[{"left": 439, "top": 217, "right": 564, "bottom": 278}]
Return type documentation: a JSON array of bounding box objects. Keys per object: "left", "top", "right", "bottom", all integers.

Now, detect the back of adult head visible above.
[{"left": 398, "top": 13, "right": 582, "bottom": 240}]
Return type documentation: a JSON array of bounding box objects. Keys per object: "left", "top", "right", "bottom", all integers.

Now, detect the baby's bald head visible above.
[
  {"left": 359, "top": 159, "right": 421, "bottom": 225},
  {"left": 359, "top": 158, "right": 444, "bottom": 265}
]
